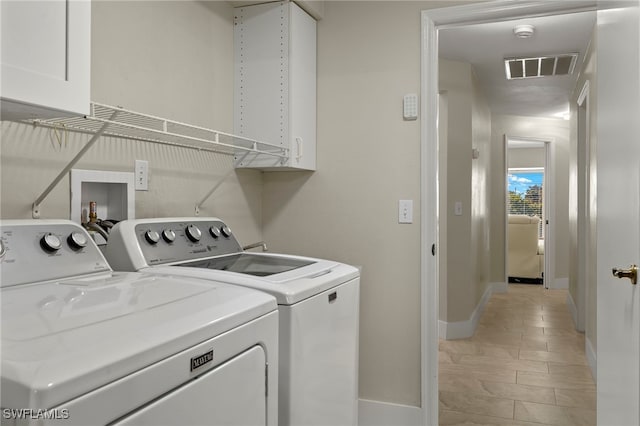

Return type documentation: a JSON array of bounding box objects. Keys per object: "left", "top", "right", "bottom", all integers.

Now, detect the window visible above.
[{"left": 508, "top": 168, "right": 544, "bottom": 237}]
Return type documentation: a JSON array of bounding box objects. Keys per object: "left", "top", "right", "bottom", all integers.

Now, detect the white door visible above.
[{"left": 596, "top": 1, "right": 640, "bottom": 425}]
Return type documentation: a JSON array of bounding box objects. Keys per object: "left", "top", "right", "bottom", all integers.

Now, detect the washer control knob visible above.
[
  {"left": 162, "top": 229, "right": 176, "bottom": 243},
  {"left": 209, "top": 226, "right": 221, "bottom": 239},
  {"left": 221, "top": 225, "right": 232, "bottom": 238},
  {"left": 40, "top": 233, "right": 62, "bottom": 252},
  {"left": 0, "top": 240, "right": 6, "bottom": 259},
  {"left": 68, "top": 232, "right": 88, "bottom": 250},
  {"left": 185, "top": 225, "right": 202, "bottom": 242},
  {"left": 144, "top": 230, "right": 160, "bottom": 245}
]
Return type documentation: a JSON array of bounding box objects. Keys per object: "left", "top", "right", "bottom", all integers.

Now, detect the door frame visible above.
[
  {"left": 504, "top": 136, "right": 554, "bottom": 289},
  {"left": 420, "top": 1, "right": 597, "bottom": 424},
  {"left": 576, "top": 80, "right": 591, "bottom": 334}
]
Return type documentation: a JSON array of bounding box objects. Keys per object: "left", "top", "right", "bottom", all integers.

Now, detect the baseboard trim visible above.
[
  {"left": 438, "top": 319, "right": 447, "bottom": 339},
  {"left": 491, "top": 281, "right": 508, "bottom": 293},
  {"left": 586, "top": 336, "right": 597, "bottom": 383},
  {"left": 439, "top": 282, "right": 504, "bottom": 340},
  {"left": 358, "top": 399, "right": 423, "bottom": 426},
  {"left": 566, "top": 292, "right": 578, "bottom": 328},
  {"left": 550, "top": 277, "right": 569, "bottom": 289}
]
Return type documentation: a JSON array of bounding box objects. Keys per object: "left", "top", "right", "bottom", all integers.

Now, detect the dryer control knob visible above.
[
  {"left": 68, "top": 232, "right": 88, "bottom": 250},
  {"left": 0, "top": 240, "right": 6, "bottom": 259},
  {"left": 185, "top": 225, "right": 202, "bottom": 242},
  {"left": 221, "top": 225, "right": 232, "bottom": 238},
  {"left": 145, "top": 230, "right": 160, "bottom": 245},
  {"left": 162, "top": 229, "right": 176, "bottom": 243},
  {"left": 40, "top": 233, "right": 62, "bottom": 252},
  {"left": 209, "top": 226, "right": 221, "bottom": 239}
]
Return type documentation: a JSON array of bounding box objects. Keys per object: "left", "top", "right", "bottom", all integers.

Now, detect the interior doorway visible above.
[
  {"left": 421, "top": 2, "right": 597, "bottom": 424},
  {"left": 505, "top": 137, "right": 553, "bottom": 289}
]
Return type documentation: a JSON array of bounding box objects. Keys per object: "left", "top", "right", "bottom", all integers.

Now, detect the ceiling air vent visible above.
[{"left": 505, "top": 54, "right": 578, "bottom": 80}]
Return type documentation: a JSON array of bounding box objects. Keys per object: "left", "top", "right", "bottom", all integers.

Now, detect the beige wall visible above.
[
  {"left": 0, "top": 0, "right": 476, "bottom": 409},
  {"left": 262, "top": 0, "right": 473, "bottom": 407},
  {"left": 569, "top": 26, "right": 597, "bottom": 348},
  {"left": 438, "top": 59, "right": 491, "bottom": 324},
  {"left": 1, "top": 1, "right": 264, "bottom": 245},
  {"left": 471, "top": 65, "right": 492, "bottom": 311},
  {"left": 0, "top": 0, "right": 519, "bottom": 410},
  {"left": 440, "top": 59, "right": 474, "bottom": 323},
  {"left": 490, "top": 115, "right": 570, "bottom": 286},
  {"left": 508, "top": 147, "right": 545, "bottom": 169}
]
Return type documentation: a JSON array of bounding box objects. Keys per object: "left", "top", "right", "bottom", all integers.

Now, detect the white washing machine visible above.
[
  {"left": 0, "top": 220, "right": 278, "bottom": 426},
  {"left": 104, "top": 217, "right": 360, "bottom": 426}
]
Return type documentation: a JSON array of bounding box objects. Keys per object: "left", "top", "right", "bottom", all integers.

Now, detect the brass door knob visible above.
[{"left": 612, "top": 264, "right": 638, "bottom": 285}]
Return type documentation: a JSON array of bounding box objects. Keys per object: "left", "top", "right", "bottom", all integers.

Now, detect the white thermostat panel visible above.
[{"left": 403, "top": 93, "right": 418, "bottom": 120}]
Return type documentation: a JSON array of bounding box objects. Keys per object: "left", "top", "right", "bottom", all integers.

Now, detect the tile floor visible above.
[{"left": 438, "top": 284, "right": 596, "bottom": 426}]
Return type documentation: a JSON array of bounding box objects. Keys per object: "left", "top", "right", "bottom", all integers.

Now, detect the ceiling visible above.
[
  {"left": 439, "top": 11, "right": 596, "bottom": 118},
  {"left": 227, "top": 1, "right": 324, "bottom": 20}
]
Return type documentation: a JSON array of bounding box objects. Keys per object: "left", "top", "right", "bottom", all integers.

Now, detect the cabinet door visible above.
[
  {"left": 1, "top": 0, "right": 90, "bottom": 119},
  {"left": 289, "top": 2, "right": 316, "bottom": 171}
]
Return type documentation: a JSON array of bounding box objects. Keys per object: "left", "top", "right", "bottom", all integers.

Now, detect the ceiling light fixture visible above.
[{"left": 513, "top": 24, "right": 535, "bottom": 39}]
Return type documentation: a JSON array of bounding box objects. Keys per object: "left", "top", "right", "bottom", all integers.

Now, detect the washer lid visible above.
[
  {"left": 1, "top": 272, "right": 276, "bottom": 409},
  {"left": 177, "top": 253, "right": 316, "bottom": 277},
  {"left": 163, "top": 253, "right": 360, "bottom": 305}
]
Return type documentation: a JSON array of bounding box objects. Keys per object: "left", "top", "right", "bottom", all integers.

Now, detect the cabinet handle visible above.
[{"left": 296, "top": 137, "right": 303, "bottom": 162}]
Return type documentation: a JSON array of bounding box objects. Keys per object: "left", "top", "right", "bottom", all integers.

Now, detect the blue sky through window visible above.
[{"left": 508, "top": 171, "right": 543, "bottom": 194}]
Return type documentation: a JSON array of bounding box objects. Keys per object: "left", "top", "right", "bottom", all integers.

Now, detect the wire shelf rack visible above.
[
  {"left": 27, "top": 102, "right": 287, "bottom": 218},
  {"left": 28, "top": 102, "right": 288, "bottom": 159}
]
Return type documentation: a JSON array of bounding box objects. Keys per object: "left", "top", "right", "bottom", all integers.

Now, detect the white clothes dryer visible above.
[
  {"left": 0, "top": 220, "right": 278, "bottom": 426},
  {"left": 105, "top": 217, "right": 360, "bottom": 426}
]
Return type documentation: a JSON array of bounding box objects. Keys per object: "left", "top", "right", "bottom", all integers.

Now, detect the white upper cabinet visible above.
[
  {"left": 1, "top": 0, "right": 91, "bottom": 120},
  {"left": 234, "top": 1, "right": 317, "bottom": 171}
]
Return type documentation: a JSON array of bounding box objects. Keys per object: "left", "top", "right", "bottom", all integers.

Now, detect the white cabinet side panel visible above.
[
  {"left": 234, "top": 2, "right": 289, "bottom": 148},
  {"left": 289, "top": 2, "right": 317, "bottom": 170}
]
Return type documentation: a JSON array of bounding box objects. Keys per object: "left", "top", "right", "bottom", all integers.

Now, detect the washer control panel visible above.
[
  {"left": 133, "top": 219, "right": 242, "bottom": 266},
  {"left": 0, "top": 221, "right": 111, "bottom": 287}
]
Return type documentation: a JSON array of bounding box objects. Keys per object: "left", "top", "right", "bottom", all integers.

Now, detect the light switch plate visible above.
[
  {"left": 135, "top": 160, "right": 149, "bottom": 191},
  {"left": 454, "top": 201, "right": 463, "bottom": 216},
  {"left": 399, "top": 199, "right": 413, "bottom": 223}
]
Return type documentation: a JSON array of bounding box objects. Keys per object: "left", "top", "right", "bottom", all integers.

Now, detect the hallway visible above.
[{"left": 438, "top": 284, "right": 596, "bottom": 425}]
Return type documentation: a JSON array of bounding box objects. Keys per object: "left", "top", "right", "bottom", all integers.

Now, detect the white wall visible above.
[
  {"left": 490, "top": 115, "right": 570, "bottom": 287},
  {"left": 1, "top": 2, "right": 264, "bottom": 245}
]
